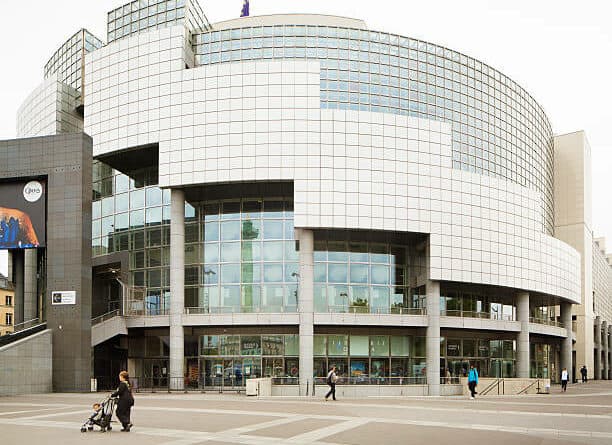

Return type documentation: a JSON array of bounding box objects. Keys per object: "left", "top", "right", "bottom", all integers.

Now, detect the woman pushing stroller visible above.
[{"left": 111, "top": 370, "right": 135, "bottom": 432}]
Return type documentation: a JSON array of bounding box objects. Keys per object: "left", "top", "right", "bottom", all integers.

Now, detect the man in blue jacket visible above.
[{"left": 468, "top": 364, "right": 479, "bottom": 399}]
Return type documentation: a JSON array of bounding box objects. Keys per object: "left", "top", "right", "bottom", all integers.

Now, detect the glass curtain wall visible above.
[
  {"left": 196, "top": 334, "right": 299, "bottom": 387},
  {"left": 530, "top": 343, "right": 558, "bottom": 381},
  {"left": 314, "top": 240, "right": 422, "bottom": 314},
  {"left": 199, "top": 198, "right": 297, "bottom": 313},
  {"left": 440, "top": 290, "right": 516, "bottom": 320},
  {"left": 93, "top": 163, "right": 298, "bottom": 315},
  {"left": 313, "top": 334, "right": 425, "bottom": 384},
  {"left": 440, "top": 337, "right": 516, "bottom": 379}
]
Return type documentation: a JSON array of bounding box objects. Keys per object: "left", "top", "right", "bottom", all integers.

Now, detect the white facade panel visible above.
[
  {"left": 16, "top": 75, "right": 82, "bottom": 138},
  {"left": 83, "top": 28, "right": 581, "bottom": 303}
]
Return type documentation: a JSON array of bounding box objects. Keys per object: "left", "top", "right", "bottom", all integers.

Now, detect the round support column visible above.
[
  {"left": 169, "top": 189, "right": 185, "bottom": 390},
  {"left": 296, "top": 228, "right": 314, "bottom": 396},
  {"left": 516, "top": 292, "right": 530, "bottom": 378},
  {"left": 595, "top": 316, "right": 602, "bottom": 380},
  {"left": 609, "top": 326, "right": 612, "bottom": 380},
  {"left": 426, "top": 280, "right": 440, "bottom": 396},
  {"left": 603, "top": 321, "right": 608, "bottom": 380},
  {"left": 560, "top": 302, "right": 573, "bottom": 384}
]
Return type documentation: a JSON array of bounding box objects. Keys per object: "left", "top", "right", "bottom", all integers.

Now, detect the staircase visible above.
[{"left": 91, "top": 310, "right": 127, "bottom": 346}]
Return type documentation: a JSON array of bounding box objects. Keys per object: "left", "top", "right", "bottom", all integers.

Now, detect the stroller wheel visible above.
[
  {"left": 88, "top": 426, "right": 93, "bottom": 431},
  {"left": 80, "top": 427, "right": 86, "bottom": 433}
]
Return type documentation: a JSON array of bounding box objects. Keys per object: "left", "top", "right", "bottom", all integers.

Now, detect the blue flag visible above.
[{"left": 240, "top": 0, "right": 249, "bottom": 17}]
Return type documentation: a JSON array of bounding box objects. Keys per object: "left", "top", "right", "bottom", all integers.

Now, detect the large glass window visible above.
[{"left": 313, "top": 240, "right": 414, "bottom": 314}]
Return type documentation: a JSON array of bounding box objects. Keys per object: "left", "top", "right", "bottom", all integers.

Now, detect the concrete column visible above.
[
  {"left": 426, "top": 280, "right": 440, "bottom": 396},
  {"left": 595, "top": 316, "right": 602, "bottom": 380},
  {"left": 23, "top": 249, "right": 37, "bottom": 322},
  {"left": 602, "top": 321, "right": 608, "bottom": 380},
  {"left": 560, "top": 302, "right": 573, "bottom": 384},
  {"left": 609, "top": 326, "right": 612, "bottom": 380},
  {"left": 12, "top": 250, "right": 24, "bottom": 325},
  {"left": 169, "top": 189, "right": 185, "bottom": 390},
  {"left": 516, "top": 292, "right": 530, "bottom": 378},
  {"left": 296, "top": 228, "right": 314, "bottom": 396}
]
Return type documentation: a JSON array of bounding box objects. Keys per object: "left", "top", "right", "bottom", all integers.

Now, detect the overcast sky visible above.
[{"left": 1, "top": 0, "right": 611, "bottom": 275}]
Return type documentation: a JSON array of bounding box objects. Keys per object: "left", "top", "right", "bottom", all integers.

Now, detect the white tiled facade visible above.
[
  {"left": 84, "top": 28, "right": 580, "bottom": 302},
  {"left": 17, "top": 2, "right": 590, "bottom": 393},
  {"left": 16, "top": 76, "right": 83, "bottom": 138}
]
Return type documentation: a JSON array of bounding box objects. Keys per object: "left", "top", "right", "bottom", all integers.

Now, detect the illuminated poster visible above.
[{"left": 0, "top": 180, "right": 46, "bottom": 249}]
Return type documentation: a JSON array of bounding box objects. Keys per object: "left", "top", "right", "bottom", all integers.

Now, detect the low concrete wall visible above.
[
  {"left": 460, "top": 377, "right": 551, "bottom": 396},
  {"left": 271, "top": 384, "right": 432, "bottom": 397},
  {"left": 246, "top": 378, "right": 272, "bottom": 396},
  {"left": 0, "top": 329, "right": 53, "bottom": 395}
]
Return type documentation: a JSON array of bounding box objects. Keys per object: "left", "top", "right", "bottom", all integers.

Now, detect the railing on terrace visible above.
[
  {"left": 13, "top": 318, "right": 42, "bottom": 333},
  {"left": 91, "top": 309, "right": 121, "bottom": 326},
  {"left": 529, "top": 317, "right": 564, "bottom": 328},
  {"left": 185, "top": 305, "right": 298, "bottom": 315},
  {"left": 125, "top": 308, "right": 170, "bottom": 316},
  {"left": 312, "top": 376, "right": 427, "bottom": 386},
  {"left": 441, "top": 310, "right": 514, "bottom": 321},
  {"left": 184, "top": 306, "right": 426, "bottom": 315},
  {"left": 323, "top": 306, "right": 426, "bottom": 315}
]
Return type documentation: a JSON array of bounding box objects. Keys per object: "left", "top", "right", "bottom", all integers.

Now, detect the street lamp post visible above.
[
  {"left": 203, "top": 269, "right": 216, "bottom": 313},
  {"left": 291, "top": 272, "right": 300, "bottom": 312}
]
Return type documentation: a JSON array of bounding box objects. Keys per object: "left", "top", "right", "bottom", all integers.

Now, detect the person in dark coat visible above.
[{"left": 111, "top": 370, "right": 134, "bottom": 432}]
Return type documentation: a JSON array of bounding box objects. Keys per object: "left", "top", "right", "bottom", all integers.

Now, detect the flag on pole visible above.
[{"left": 240, "top": 0, "right": 249, "bottom": 17}]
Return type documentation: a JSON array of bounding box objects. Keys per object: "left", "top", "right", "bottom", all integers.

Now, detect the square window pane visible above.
[{"left": 328, "top": 335, "right": 348, "bottom": 356}]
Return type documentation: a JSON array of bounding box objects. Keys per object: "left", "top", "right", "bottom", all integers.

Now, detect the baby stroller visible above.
[{"left": 80, "top": 395, "right": 117, "bottom": 433}]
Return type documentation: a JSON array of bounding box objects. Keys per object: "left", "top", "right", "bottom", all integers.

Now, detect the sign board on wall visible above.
[
  {"left": 0, "top": 179, "right": 46, "bottom": 249},
  {"left": 51, "top": 291, "right": 76, "bottom": 305}
]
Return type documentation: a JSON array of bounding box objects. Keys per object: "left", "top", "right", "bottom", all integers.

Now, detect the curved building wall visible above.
[
  {"left": 84, "top": 26, "right": 580, "bottom": 303},
  {"left": 16, "top": 75, "right": 83, "bottom": 138},
  {"left": 192, "top": 22, "right": 555, "bottom": 234}
]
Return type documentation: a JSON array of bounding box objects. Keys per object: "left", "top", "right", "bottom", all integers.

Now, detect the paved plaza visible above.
[{"left": 2, "top": 382, "right": 612, "bottom": 445}]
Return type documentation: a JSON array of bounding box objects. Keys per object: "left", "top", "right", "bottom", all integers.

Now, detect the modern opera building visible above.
[{"left": 15, "top": 0, "right": 612, "bottom": 395}]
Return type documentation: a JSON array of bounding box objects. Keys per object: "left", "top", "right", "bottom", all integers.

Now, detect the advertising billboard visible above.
[{"left": 0, "top": 179, "right": 46, "bottom": 249}]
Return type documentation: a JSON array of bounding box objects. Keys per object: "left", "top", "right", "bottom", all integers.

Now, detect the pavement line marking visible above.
[
  {"left": 122, "top": 401, "right": 612, "bottom": 421},
  {"left": 0, "top": 407, "right": 80, "bottom": 416},
  {"left": 220, "top": 415, "right": 302, "bottom": 435},
  {"left": 3, "top": 414, "right": 612, "bottom": 443},
  {"left": 141, "top": 392, "right": 612, "bottom": 411},
  {"left": 0, "top": 403, "right": 78, "bottom": 408},
  {"left": 288, "top": 418, "right": 371, "bottom": 443},
  {"left": 14, "top": 410, "right": 86, "bottom": 420},
  {"left": 0, "top": 418, "right": 344, "bottom": 445}
]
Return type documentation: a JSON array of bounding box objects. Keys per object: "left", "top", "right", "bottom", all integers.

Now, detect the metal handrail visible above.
[
  {"left": 480, "top": 378, "right": 503, "bottom": 396},
  {"left": 12, "top": 318, "right": 41, "bottom": 333},
  {"left": 518, "top": 379, "right": 539, "bottom": 395},
  {"left": 441, "top": 310, "right": 515, "bottom": 321},
  {"left": 529, "top": 317, "right": 564, "bottom": 328},
  {"left": 326, "top": 305, "right": 426, "bottom": 315},
  {"left": 91, "top": 309, "right": 120, "bottom": 326},
  {"left": 184, "top": 305, "right": 298, "bottom": 315}
]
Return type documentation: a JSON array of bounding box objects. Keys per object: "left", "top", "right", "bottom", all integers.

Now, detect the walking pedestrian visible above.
[
  {"left": 467, "top": 364, "right": 478, "bottom": 399},
  {"left": 580, "top": 365, "right": 587, "bottom": 383},
  {"left": 111, "top": 370, "right": 135, "bottom": 431},
  {"left": 561, "top": 367, "right": 569, "bottom": 392},
  {"left": 324, "top": 365, "right": 338, "bottom": 401}
]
